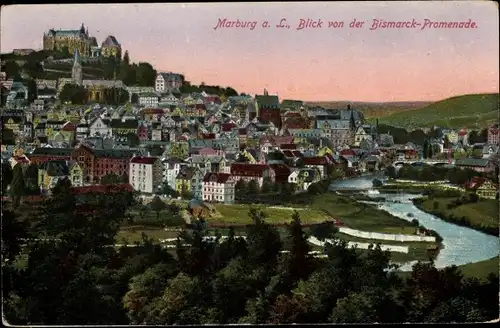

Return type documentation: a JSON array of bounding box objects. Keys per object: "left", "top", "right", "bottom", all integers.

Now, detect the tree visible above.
[
  {"left": 3, "top": 178, "right": 133, "bottom": 325},
  {"left": 26, "top": 78, "right": 38, "bottom": 102},
  {"left": 478, "top": 129, "right": 488, "bottom": 144},
  {"left": 149, "top": 196, "right": 166, "bottom": 220},
  {"left": 59, "top": 84, "right": 88, "bottom": 104},
  {"left": 180, "top": 183, "right": 192, "bottom": 199},
  {"left": 235, "top": 179, "right": 247, "bottom": 198},
  {"left": 3, "top": 61, "right": 20, "bottom": 80},
  {"left": 468, "top": 130, "right": 479, "bottom": 144},
  {"left": 247, "top": 180, "right": 259, "bottom": 196},
  {"left": 127, "top": 133, "right": 140, "bottom": 147},
  {"left": 2, "top": 162, "right": 13, "bottom": 194},
  {"left": 131, "top": 93, "right": 139, "bottom": 104},
  {"left": 135, "top": 62, "right": 157, "bottom": 86},
  {"left": 9, "top": 164, "right": 25, "bottom": 207},
  {"left": 142, "top": 273, "right": 203, "bottom": 325},
  {"left": 423, "top": 140, "right": 429, "bottom": 159},
  {"left": 123, "top": 262, "right": 179, "bottom": 324},
  {"left": 101, "top": 173, "right": 123, "bottom": 185},
  {"left": 225, "top": 87, "right": 238, "bottom": 97},
  {"left": 443, "top": 135, "right": 450, "bottom": 150},
  {"left": 329, "top": 292, "right": 377, "bottom": 323},
  {"left": 123, "top": 50, "right": 130, "bottom": 66},
  {"left": 261, "top": 177, "right": 273, "bottom": 194},
  {"left": 245, "top": 208, "right": 282, "bottom": 269},
  {"left": 285, "top": 211, "right": 313, "bottom": 281},
  {"left": 385, "top": 165, "right": 397, "bottom": 179},
  {"left": 116, "top": 88, "right": 130, "bottom": 105}
]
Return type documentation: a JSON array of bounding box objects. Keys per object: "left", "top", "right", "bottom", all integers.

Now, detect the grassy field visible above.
[
  {"left": 310, "top": 194, "right": 417, "bottom": 234},
  {"left": 211, "top": 204, "right": 327, "bottom": 224},
  {"left": 456, "top": 257, "right": 499, "bottom": 280},
  {"left": 376, "top": 93, "right": 499, "bottom": 129},
  {"left": 417, "top": 197, "right": 498, "bottom": 232},
  {"left": 116, "top": 226, "right": 181, "bottom": 244}
]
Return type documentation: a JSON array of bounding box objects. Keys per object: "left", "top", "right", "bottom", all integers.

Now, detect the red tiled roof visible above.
[
  {"left": 195, "top": 104, "right": 206, "bottom": 110},
  {"left": 231, "top": 163, "right": 269, "bottom": 177},
  {"left": 202, "top": 133, "right": 216, "bottom": 139},
  {"left": 130, "top": 156, "right": 158, "bottom": 165},
  {"left": 259, "top": 135, "right": 293, "bottom": 146},
  {"left": 340, "top": 149, "right": 356, "bottom": 156},
  {"left": 282, "top": 150, "right": 294, "bottom": 157},
  {"left": 279, "top": 143, "right": 296, "bottom": 150},
  {"left": 302, "top": 156, "right": 327, "bottom": 165},
  {"left": 12, "top": 155, "right": 31, "bottom": 164},
  {"left": 268, "top": 163, "right": 291, "bottom": 176},
  {"left": 203, "top": 172, "right": 232, "bottom": 183},
  {"left": 222, "top": 123, "right": 237, "bottom": 132},
  {"left": 61, "top": 122, "right": 76, "bottom": 131},
  {"left": 198, "top": 147, "right": 218, "bottom": 155},
  {"left": 284, "top": 112, "right": 302, "bottom": 117},
  {"left": 464, "top": 176, "right": 486, "bottom": 190},
  {"left": 142, "top": 108, "right": 164, "bottom": 114},
  {"left": 238, "top": 128, "right": 247, "bottom": 135},
  {"left": 70, "top": 183, "right": 133, "bottom": 194},
  {"left": 291, "top": 150, "right": 302, "bottom": 157}
]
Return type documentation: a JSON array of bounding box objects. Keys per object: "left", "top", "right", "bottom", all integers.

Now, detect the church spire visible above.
[
  {"left": 80, "top": 23, "right": 85, "bottom": 34},
  {"left": 72, "top": 49, "right": 83, "bottom": 86},
  {"left": 73, "top": 48, "right": 81, "bottom": 66}
]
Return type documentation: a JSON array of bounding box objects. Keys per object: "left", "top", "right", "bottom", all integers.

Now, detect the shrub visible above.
[{"left": 468, "top": 193, "right": 479, "bottom": 203}]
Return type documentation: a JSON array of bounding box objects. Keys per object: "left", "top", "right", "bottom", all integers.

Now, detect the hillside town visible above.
[
  {"left": 2, "top": 9, "right": 499, "bottom": 326},
  {"left": 1, "top": 25, "right": 499, "bottom": 203}
]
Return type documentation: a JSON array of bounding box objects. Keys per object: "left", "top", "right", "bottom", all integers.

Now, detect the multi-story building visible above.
[
  {"left": 71, "top": 144, "right": 135, "bottom": 184},
  {"left": 129, "top": 156, "right": 162, "bottom": 194},
  {"left": 255, "top": 89, "right": 282, "bottom": 129},
  {"left": 100, "top": 35, "right": 122, "bottom": 59},
  {"left": 155, "top": 72, "right": 184, "bottom": 93},
  {"left": 27, "top": 147, "right": 73, "bottom": 165},
  {"left": 138, "top": 92, "right": 159, "bottom": 107},
  {"left": 202, "top": 172, "right": 235, "bottom": 204},
  {"left": 488, "top": 124, "right": 499, "bottom": 145},
  {"left": 230, "top": 163, "right": 273, "bottom": 187},
  {"left": 162, "top": 158, "right": 186, "bottom": 188},
  {"left": 43, "top": 23, "right": 97, "bottom": 57},
  {"left": 455, "top": 158, "right": 496, "bottom": 173}
]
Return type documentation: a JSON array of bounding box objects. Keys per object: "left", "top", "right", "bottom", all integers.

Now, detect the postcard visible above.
[{"left": 0, "top": 1, "right": 498, "bottom": 325}]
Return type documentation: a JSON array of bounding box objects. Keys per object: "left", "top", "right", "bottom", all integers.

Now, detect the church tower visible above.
[{"left": 72, "top": 49, "right": 83, "bottom": 86}]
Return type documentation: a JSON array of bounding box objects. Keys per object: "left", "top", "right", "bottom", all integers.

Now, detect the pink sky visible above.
[{"left": 1, "top": 2, "right": 498, "bottom": 102}]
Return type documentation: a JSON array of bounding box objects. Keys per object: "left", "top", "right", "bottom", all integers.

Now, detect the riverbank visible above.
[
  {"left": 413, "top": 197, "right": 498, "bottom": 237},
  {"left": 377, "top": 180, "right": 463, "bottom": 196},
  {"left": 395, "top": 256, "right": 499, "bottom": 281}
]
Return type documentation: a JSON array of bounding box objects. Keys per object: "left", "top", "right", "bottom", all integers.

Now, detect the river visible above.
[{"left": 329, "top": 175, "right": 499, "bottom": 271}]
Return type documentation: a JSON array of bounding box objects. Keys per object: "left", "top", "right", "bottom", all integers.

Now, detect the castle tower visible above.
[{"left": 72, "top": 49, "right": 83, "bottom": 86}]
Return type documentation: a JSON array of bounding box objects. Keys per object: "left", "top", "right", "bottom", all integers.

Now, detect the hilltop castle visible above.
[{"left": 43, "top": 23, "right": 122, "bottom": 60}]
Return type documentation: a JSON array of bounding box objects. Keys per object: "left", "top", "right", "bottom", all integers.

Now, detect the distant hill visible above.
[
  {"left": 374, "top": 93, "right": 499, "bottom": 129},
  {"left": 305, "top": 101, "right": 431, "bottom": 118}
]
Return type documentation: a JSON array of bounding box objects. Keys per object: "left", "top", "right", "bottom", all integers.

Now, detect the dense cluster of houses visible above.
[{"left": 2, "top": 84, "right": 499, "bottom": 204}]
